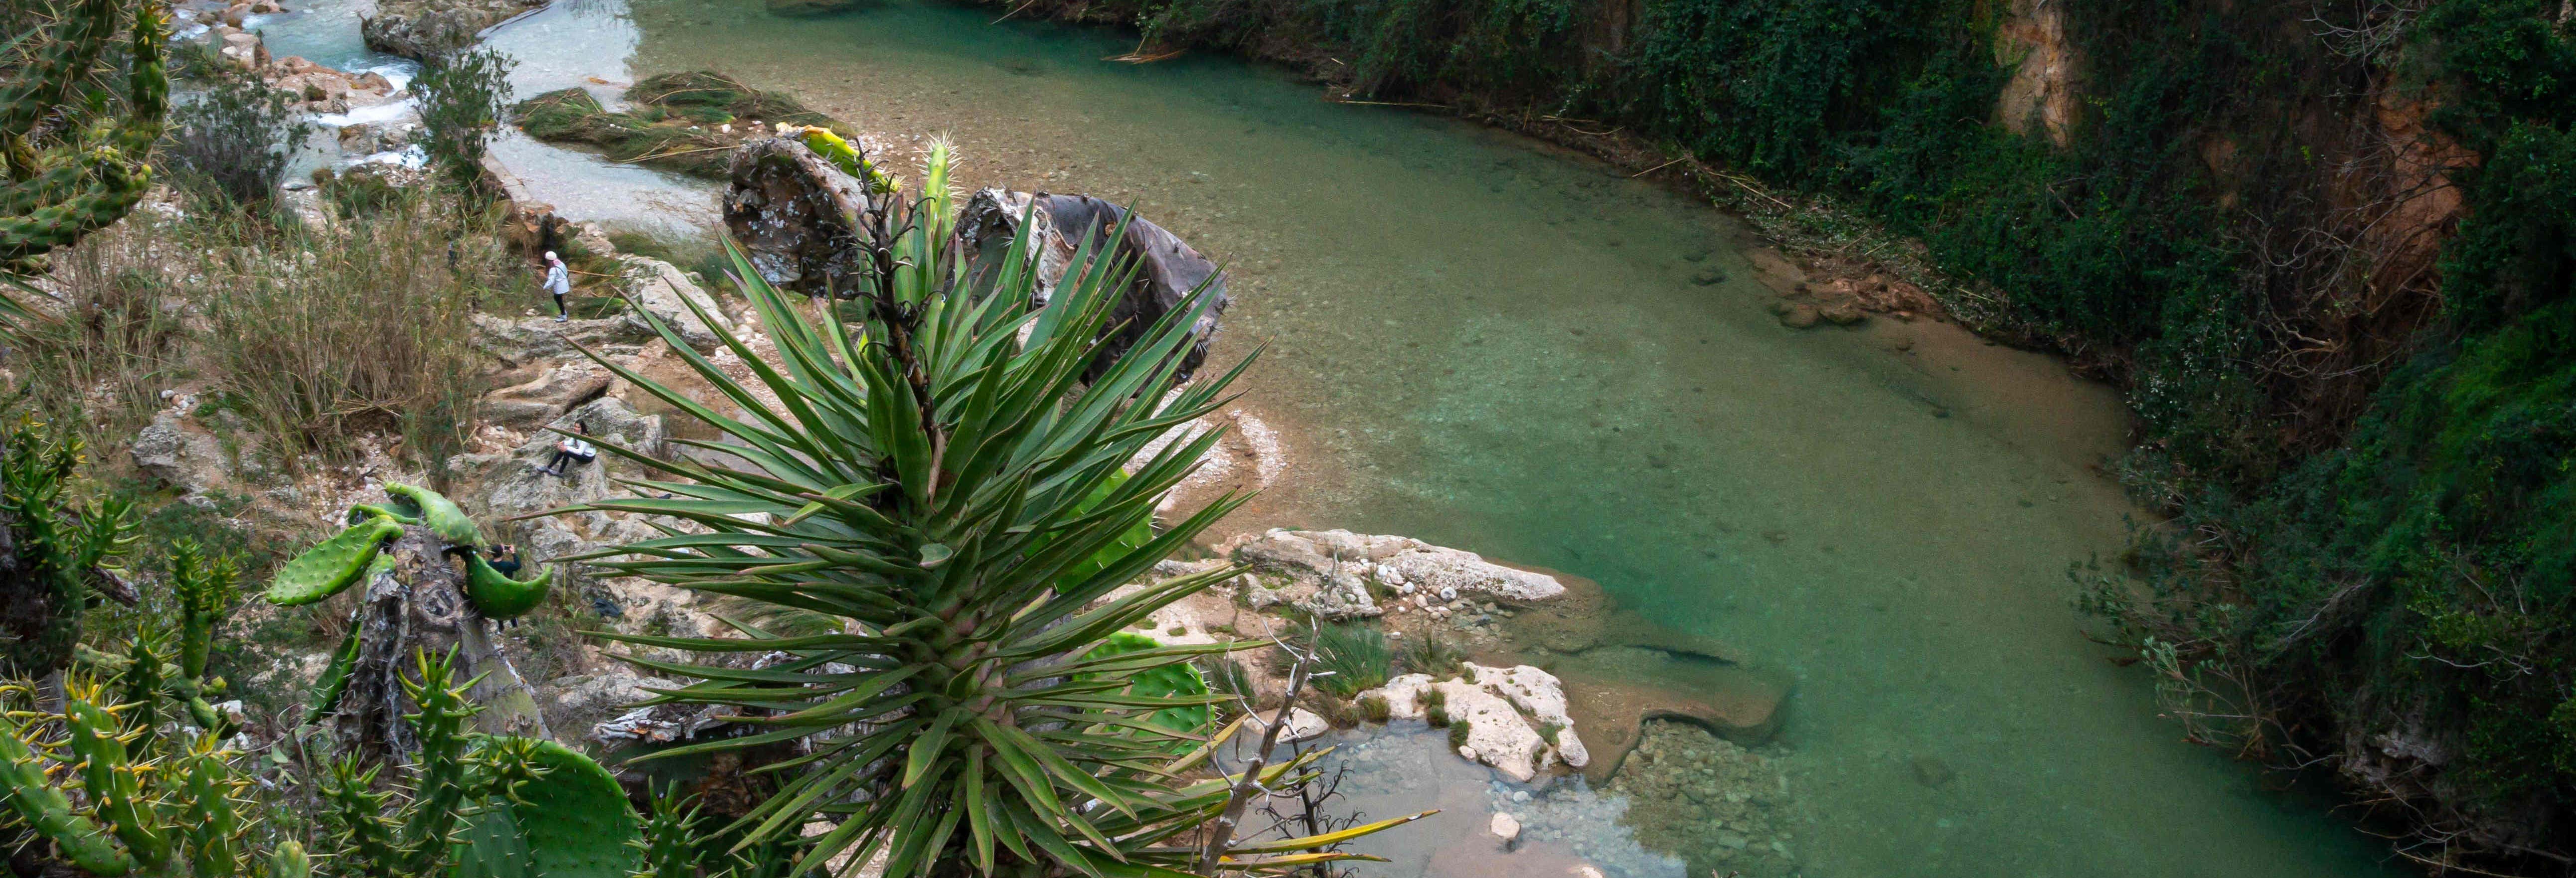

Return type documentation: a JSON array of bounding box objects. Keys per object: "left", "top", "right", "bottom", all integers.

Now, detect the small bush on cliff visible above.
[{"left": 161, "top": 64, "right": 311, "bottom": 206}]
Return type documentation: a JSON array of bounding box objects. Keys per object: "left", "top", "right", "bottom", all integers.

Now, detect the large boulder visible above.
[
  {"left": 957, "top": 189, "right": 1229, "bottom": 382},
  {"left": 722, "top": 138, "right": 871, "bottom": 299},
  {"left": 362, "top": 0, "right": 543, "bottom": 58},
  {"left": 718, "top": 138, "right": 1229, "bottom": 382},
  {"left": 130, "top": 410, "right": 231, "bottom": 496},
  {"left": 618, "top": 255, "right": 734, "bottom": 352},
  {"left": 1466, "top": 663, "right": 1590, "bottom": 769}
]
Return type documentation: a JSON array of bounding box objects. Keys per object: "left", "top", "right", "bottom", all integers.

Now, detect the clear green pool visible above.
[{"left": 266, "top": 0, "right": 2411, "bottom": 871}]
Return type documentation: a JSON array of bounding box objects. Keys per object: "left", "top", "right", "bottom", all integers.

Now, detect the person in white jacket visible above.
[
  {"left": 542, "top": 251, "right": 571, "bottom": 321},
  {"left": 544, "top": 421, "right": 598, "bottom": 477}
]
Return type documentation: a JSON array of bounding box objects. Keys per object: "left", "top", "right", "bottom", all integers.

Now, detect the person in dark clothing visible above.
[{"left": 484, "top": 544, "right": 523, "bottom": 577}]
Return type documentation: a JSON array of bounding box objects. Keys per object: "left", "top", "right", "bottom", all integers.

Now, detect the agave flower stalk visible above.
[{"left": 548, "top": 140, "right": 1422, "bottom": 877}]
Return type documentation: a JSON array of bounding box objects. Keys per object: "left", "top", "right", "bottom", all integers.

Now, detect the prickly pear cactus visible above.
[
  {"left": 387, "top": 482, "right": 483, "bottom": 548},
  {"left": 457, "top": 739, "right": 642, "bottom": 878},
  {"left": 1082, "top": 631, "right": 1211, "bottom": 735},
  {"left": 0, "top": 0, "right": 168, "bottom": 275},
  {"left": 463, "top": 553, "right": 549, "bottom": 619},
  {"left": 261, "top": 515, "right": 404, "bottom": 606}
]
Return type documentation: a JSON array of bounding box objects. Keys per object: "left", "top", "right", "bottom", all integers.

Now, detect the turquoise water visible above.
[
  {"left": 599, "top": 5, "right": 2401, "bottom": 872},
  {"left": 271, "top": 0, "right": 2409, "bottom": 872}
]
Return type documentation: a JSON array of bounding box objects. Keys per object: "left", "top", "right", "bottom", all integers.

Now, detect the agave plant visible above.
[{"left": 553, "top": 140, "right": 1419, "bottom": 877}]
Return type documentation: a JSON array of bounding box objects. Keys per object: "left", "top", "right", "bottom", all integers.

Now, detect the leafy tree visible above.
[
  {"left": 413, "top": 47, "right": 514, "bottom": 191},
  {"left": 556, "top": 142, "right": 1416, "bottom": 876}
]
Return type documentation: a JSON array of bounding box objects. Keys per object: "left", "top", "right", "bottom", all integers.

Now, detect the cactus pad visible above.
[
  {"left": 456, "top": 739, "right": 639, "bottom": 878},
  {"left": 385, "top": 482, "right": 482, "bottom": 548},
  {"left": 304, "top": 622, "right": 365, "bottom": 725},
  {"left": 264, "top": 517, "right": 404, "bottom": 606},
  {"left": 464, "top": 553, "right": 549, "bottom": 619}
]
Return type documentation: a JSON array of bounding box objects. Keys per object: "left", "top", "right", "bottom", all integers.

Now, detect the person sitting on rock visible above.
[{"left": 543, "top": 422, "right": 598, "bottom": 477}]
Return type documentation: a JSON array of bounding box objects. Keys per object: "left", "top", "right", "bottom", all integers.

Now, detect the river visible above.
[{"left": 260, "top": 0, "right": 2405, "bottom": 874}]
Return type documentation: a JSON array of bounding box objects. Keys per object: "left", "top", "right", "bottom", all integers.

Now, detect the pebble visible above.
[{"left": 1490, "top": 813, "right": 1522, "bottom": 843}]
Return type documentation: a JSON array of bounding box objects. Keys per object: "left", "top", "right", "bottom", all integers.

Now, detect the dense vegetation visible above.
[{"left": 982, "top": 0, "right": 2576, "bottom": 868}]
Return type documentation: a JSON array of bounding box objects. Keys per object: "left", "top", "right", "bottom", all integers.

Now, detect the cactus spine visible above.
[
  {"left": 0, "top": 677, "right": 268, "bottom": 877},
  {"left": 0, "top": 0, "right": 168, "bottom": 274},
  {"left": 0, "top": 415, "right": 139, "bottom": 678}
]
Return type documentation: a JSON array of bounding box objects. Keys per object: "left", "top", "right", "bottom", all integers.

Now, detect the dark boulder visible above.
[{"left": 958, "top": 188, "right": 1228, "bottom": 382}]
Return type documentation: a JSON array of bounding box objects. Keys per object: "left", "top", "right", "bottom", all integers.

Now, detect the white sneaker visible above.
[{"left": 556, "top": 313, "right": 568, "bottom": 322}]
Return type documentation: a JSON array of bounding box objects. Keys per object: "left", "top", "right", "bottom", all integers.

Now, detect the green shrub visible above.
[
  {"left": 1447, "top": 719, "right": 1470, "bottom": 750},
  {"left": 1397, "top": 631, "right": 1464, "bottom": 678},
  {"left": 1358, "top": 694, "right": 1391, "bottom": 723},
  {"left": 161, "top": 63, "right": 311, "bottom": 206},
  {"left": 1313, "top": 621, "right": 1391, "bottom": 697},
  {"left": 1420, "top": 686, "right": 1449, "bottom": 728},
  {"left": 415, "top": 47, "right": 514, "bottom": 191}
]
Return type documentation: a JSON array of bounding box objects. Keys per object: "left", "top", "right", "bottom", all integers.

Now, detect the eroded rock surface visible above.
[
  {"left": 959, "top": 188, "right": 1228, "bottom": 381},
  {"left": 363, "top": 0, "right": 543, "bottom": 58},
  {"left": 1361, "top": 663, "right": 1585, "bottom": 783},
  {"left": 1231, "top": 528, "right": 1567, "bottom": 619}
]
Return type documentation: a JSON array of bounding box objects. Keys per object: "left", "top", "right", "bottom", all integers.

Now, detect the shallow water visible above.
[{"left": 267, "top": 0, "right": 2406, "bottom": 872}]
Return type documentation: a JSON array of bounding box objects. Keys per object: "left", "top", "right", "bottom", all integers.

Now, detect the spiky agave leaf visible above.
[{"left": 545, "top": 168, "right": 1413, "bottom": 876}]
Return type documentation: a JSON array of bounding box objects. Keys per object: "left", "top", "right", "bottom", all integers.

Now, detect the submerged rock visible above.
[
  {"left": 1604, "top": 721, "right": 1798, "bottom": 877},
  {"left": 766, "top": 0, "right": 865, "bottom": 15}
]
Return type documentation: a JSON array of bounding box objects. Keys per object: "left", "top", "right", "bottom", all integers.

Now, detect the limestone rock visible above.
[
  {"left": 1250, "top": 706, "right": 1329, "bottom": 743},
  {"left": 481, "top": 362, "right": 613, "bottom": 429},
  {"left": 1466, "top": 663, "right": 1589, "bottom": 768},
  {"left": 545, "top": 671, "right": 678, "bottom": 734},
  {"left": 1362, "top": 670, "right": 1567, "bottom": 783},
  {"left": 1777, "top": 303, "right": 1819, "bottom": 329},
  {"left": 723, "top": 138, "right": 871, "bottom": 298},
  {"left": 958, "top": 189, "right": 1229, "bottom": 382},
  {"left": 618, "top": 255, "right": 734, "bottom": 352},
  {"left": 470, "top": 311, "right": 657, "bottom": 366},
  {"left": 130, "top": 410, "right": 231, "bottom": 495},
  {"left": 1488, "top": 812, "right": 1521, "bottom": 843},
  {"left": 1231, "top": 529, "right": 1565, "bottom": 619},
  {"left": 362, "top": 0, "right": 542, "bottom": 58}
]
